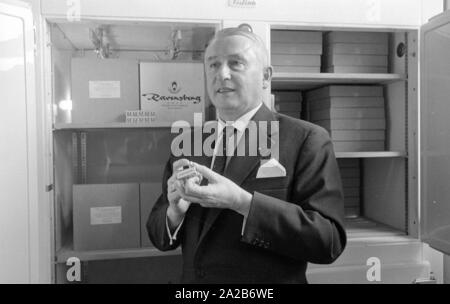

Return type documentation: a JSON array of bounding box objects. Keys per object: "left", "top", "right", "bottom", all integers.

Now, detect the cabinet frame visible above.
[{"left": 40, "top": 14, "right": 431, "bottom": 283}]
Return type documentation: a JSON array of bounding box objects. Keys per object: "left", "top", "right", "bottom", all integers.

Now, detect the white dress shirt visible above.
[{"left": 166, "top": 103, "right": 263, "bottom": 244}]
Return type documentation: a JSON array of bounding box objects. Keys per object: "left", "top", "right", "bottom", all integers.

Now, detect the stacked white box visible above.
[
  {"left": 71, "top": 58, "right": 140, "bottom": 123},
  {"left": 73, "top": 183, "right": 140, "bottom": 251},
  {"left": 323, "top": 32, "right": 389, "bottom": 73},
  {"left": 338, "top": 159, "right": 361, "bottom": 218},
  {"left": 272, "top": 91, "right": 302, "bottom": 119},
  {"left": 307, "top": 85, "right": 385, "bottom": 152},
  {"left": 310, "top": 108, "right": 385, "bottom": 121},
  {"left": 271, "top": 30, "right": 322, "bottom": 73}
]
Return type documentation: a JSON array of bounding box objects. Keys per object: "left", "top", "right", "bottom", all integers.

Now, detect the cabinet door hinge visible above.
[{"left": 46, "top": 184, "right": 54, "bottom": 192}]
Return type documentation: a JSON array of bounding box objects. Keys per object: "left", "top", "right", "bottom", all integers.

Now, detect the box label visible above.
[
  {"left": 90, "top": 206, "right": 122, "bottom": 225},
  {"left": 89, "top": 81, "right": 121, "bottom": 99},
  {"left": 140, "top": 62, "right": 205, "bottom": 127}
]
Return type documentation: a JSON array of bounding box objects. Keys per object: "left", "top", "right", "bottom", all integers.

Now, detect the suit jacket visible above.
[{"left": 147, "top": 104, "right": 347, "bottom": 283}]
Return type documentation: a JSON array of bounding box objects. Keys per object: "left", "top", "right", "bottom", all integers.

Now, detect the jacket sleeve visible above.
[
  {"left": 241, "top": 126, "right": 347, "bottom": 264},
  {"left": 146, "top": 157, "right": 183, "bottom": 251}
]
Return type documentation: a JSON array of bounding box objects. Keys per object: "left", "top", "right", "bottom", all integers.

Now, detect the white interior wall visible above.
[
  {"left": 421, "top": 0, "right": 445, "bottom": 23},
  {"left": 40, "top": 0, "right": 432, "bottom": 29}
]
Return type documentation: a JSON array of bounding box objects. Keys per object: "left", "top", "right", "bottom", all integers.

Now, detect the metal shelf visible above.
[
  {"left": 53, "top": 122, "right": 171, "bottom": 130},
  {"left": 335, "top": 151, "right": 407, "bottom": 158},
  {"left": 55, "top": 218, "right": 408, "bottom": 263},
  {"left": 271, "top": 72, "right": 406, "bottom": 90},
  {"left": 344, "top": 217, "right": 407, "bottom": 240},
  {"left": 56, "top": 246, "right": 181, "bottom": 263}
]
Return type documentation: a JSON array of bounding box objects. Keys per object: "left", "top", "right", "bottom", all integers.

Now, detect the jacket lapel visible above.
[
  {"left": 226, "top": 103, "right": 278, "bottom": 186},
  {"left": 197, "top": 104, "right": 278, "bottom": 245}
]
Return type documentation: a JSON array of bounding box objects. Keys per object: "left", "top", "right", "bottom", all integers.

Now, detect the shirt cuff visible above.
[
  {"left": 166, "top": 212, "right": 185, "bottom": 246},
  {"left": 241, "top": 215, "right": 248, "bottom": 236},
  {"left": 241, "top": 193, "right": 254, "bottom": 236}
]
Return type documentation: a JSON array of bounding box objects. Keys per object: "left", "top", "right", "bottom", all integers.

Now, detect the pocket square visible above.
[{"left": 256, "top": 158, "right": 286, "bottom": 178}]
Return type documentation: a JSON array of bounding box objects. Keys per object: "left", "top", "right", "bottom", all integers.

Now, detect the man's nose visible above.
[{"left": 217, "top": 64, "right": 231, "bottom": 81}]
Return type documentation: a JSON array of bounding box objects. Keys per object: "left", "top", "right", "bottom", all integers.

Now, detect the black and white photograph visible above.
[{"left": 1, "top": 0, "right": 450, "bottom": 291}]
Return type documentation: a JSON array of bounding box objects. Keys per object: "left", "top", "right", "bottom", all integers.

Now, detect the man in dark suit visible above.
[{"left": 147, "top": 25, "right": 346, "bottom": 283}]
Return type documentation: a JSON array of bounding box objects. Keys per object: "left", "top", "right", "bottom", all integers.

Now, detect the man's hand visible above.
[
  {"left": 176, "top": 162, "right": 253, "bottom": 217},
  {"left": 166, "top": 159, "right": 192, "bottom": 229}
]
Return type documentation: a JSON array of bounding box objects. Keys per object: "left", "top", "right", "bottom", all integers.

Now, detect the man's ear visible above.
[{"left": 262, "top": 66, "right": 273, "bottom": 89}]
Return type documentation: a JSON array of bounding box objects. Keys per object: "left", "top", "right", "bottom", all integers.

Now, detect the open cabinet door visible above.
[
  {"left": 0, "top": 0, "right": 40, "bottom": 283},
  {"left": 420, "top": 9, "right": 450, "bottom": 255}
]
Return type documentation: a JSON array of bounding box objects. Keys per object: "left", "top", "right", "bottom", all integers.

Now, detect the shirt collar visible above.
[{"left": 217, "top": 103, "right": 263, "bottom": 133}]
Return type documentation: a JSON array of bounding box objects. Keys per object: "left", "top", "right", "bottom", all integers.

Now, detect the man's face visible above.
[{"left": 205, "top": 35, "right": 267, "bottom": 119}]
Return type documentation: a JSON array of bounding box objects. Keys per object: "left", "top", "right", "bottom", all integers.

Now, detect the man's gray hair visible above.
[{"left": 207, "top": 24, "right": 270, "bottom": 66}]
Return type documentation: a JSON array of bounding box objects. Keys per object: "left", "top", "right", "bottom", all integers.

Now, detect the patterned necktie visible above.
[{"left": 212, "top": 125, "right": 237, "bottom": 175}]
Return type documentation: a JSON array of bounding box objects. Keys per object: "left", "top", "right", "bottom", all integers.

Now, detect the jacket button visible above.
[{"left": 196, "top": 269, "right": 205, "bottom": 278}]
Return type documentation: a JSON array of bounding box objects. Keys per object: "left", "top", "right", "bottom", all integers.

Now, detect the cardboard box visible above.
[
  {"left": 325, "top": 42, "right": 388, "bottom": 55},
  {"left": 310, "top": 108, "right": 385, "bottom": 121},
  {"left": 271, "top": 42, "right": 323, "bottom": 55},
  {"left": 337, "top": 158, "right": 359, "bottom": 168},
  {"left": 338, "top": 144, "right": 364, "bottom": 218},
  {"left": 71, "top": 58, "right": 139, "bottom": 123},
  {"left": 332, "top": 140, "right": 385, "bottom": 152},
  {"left": 323, "top": 53, "right": 388, "bottom": 67},
  {"left": 313, "top": 119, "right": 386, "bottom": 130},
  {"left": 340, "top": 168, "right": 360, "bottom": 179},
  {"left": 329, "top": 130, "right": 385, "bottom": 141},
  {"left": 344, "top": 196, "right": 360, "bottom": 205},
  {"left": 273, "top": 66, "right": 321, "bottom": 73},
  {"left": 343, "top": 187, "right": 360, "bottom": 198},
  {"left": 140, "top": 61, "right": 205, "bottom": 127},
  {"left": 73, "top": 183, "right": 140, "bottom": 251},
  {"left": 340, "top": 155, "right": 360, "bottom": 194},
  {"left": 309, "top": 97, "right": 384, "bottom": 111},
  {"left": 271, "top": 30, "right": 322, "bottom": 43},
  {"left": 273, "top": 91, "right": 303, "bottom": 103},
  {"left": 140, "top": 182, "right": 162, "bottom": 248},
  {"left": 275, "top": 102, "right": 302, "bottom": 112},
  {"left": 272, "top": 54, "right": 321, "bottom": 66},
  {"left": 341, "top": 178, "right": 360, "bottom": 188},
  {"left": 306, "top": 86, "right": 383, "bottom": 100},
  {"left": 324, "top": 65, "right": 388, "bottom": 73},
  {"left": 324, "top": 32, "right": 388, "bottom": 44}
]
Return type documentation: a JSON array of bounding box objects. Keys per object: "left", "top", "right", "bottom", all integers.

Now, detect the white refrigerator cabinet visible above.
[{"left": 2, "top": 0, "right": 450, "bottom": 283}]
